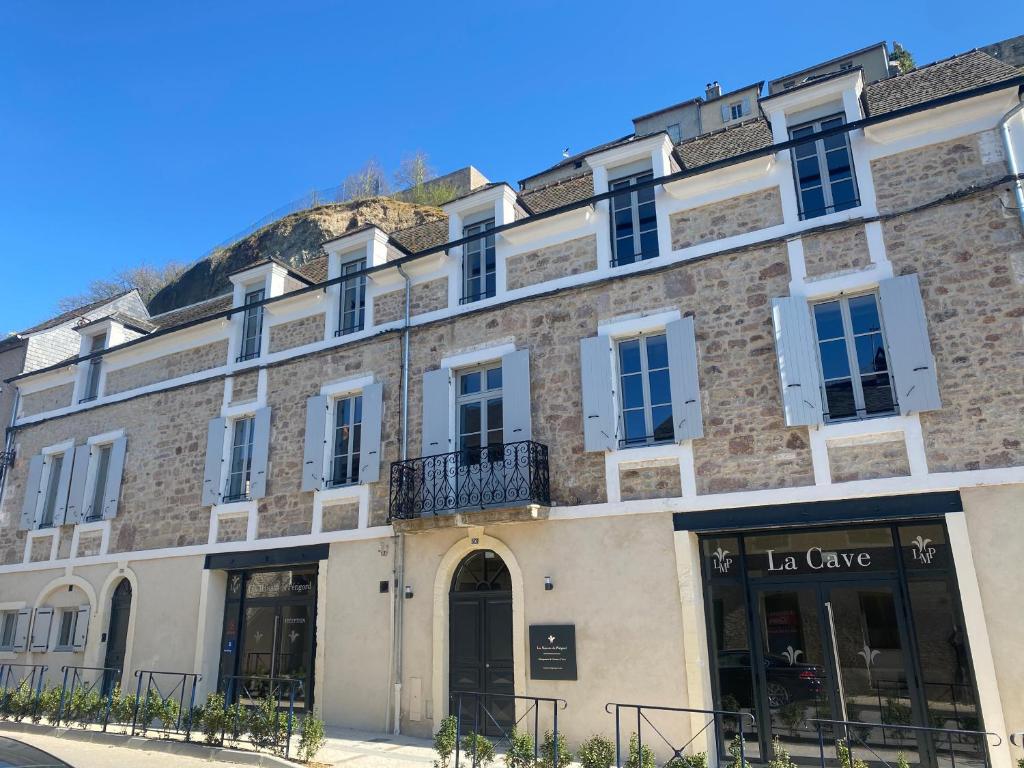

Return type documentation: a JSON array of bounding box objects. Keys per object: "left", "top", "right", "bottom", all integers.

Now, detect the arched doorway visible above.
[
  {"left": 103, "top": 579, "right": 132, "bottom": 687},
  {"left": 449, "top": 550, "right": 514, "bottom": 735}
]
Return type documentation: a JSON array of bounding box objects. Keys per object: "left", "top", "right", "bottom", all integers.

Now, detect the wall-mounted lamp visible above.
[
  {"left": 544, "top": 576, "right": 554, "bottom": 591},
  {"left": 404, "top": 585, "right": 414, "bottom": 599}
]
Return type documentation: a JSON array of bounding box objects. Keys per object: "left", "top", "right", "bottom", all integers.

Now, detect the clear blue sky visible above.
[{"left": 0, "top": 1, "right": 1014, "bottom": 333}]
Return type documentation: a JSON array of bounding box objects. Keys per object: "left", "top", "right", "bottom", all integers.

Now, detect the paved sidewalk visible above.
[
  {"left": 6, "top": 730, "right": 248, "bottom": 767},
  {"left": 315, "top": 726, "right": 436, "bottom": 767}
]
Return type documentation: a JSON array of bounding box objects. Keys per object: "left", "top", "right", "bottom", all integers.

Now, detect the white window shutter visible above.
[
  {"left": 580, "top": 335, "right": 617, "bottom": 452},
  {"left": 666, "top": 317, "right": 704, "bottom": 441},
  {"left": 721, "top": 103, "right": 730, "bottom": 122},
  {"left": 65, "top": 445, "right": 91, "bottom": 525},
  {"left": 52, "top": 452, "right": 74, "bottom": 525},
  {"left": 19, "top": 455, "right": 44, "bottom": 531},
  {"left": 302, "top": 395, "right": 328, "bottom": 492},
  {"left": 501, "top": 349, "right": 532, "bottom": 443},
  {"left": 101, "top": 437, "right": 127, "bottom": 520},
  {"left": 248, "top": 408, "right": 272, "bottom": 499},
  {"left": 421, "top": 368, "right": 453, "bottom": 456},
  {"left": 12, "top": 608, "right": 31, "bottom": 652},
  {"left": 878, "top": 274, "right": 942, "bottom": 414},
  {"left": 29, "top": 607, "right": 53, "bottom": 652},
  {"left": 771, "top": 296, "right": 824, "bottom": 427},
  {"left": 201, "top": 417, "right": 226, "bottom": 506},
  {"left": 741, "top": 97, "right": 750, "bottom": 116},
  {"left": 359, "top": 382, "right": 384, "bottom": 483},
  {"left": 72, "top": 606, "right": 90, "bottom": 650}
]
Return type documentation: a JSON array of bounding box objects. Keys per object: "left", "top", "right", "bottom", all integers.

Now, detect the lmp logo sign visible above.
[
  {"left": 910, "top": 535, "right": 936, "bottom": 565},
  {"left": 766, "top": 547, "right": 872, "bottom": 572},
  {"left": 711, "top": 547, "right": 734, "bottom": 574}
]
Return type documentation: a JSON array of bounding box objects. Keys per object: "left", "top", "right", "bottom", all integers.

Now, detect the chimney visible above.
[{"left": 705, "top": 81, "right": 722, "bottom": 100}]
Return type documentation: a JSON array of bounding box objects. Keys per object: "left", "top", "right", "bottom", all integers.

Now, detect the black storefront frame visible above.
[
  {"left": 218, "top": 564, "right": 319, "bottom": 711},
  {"left": 696, "top": 517, "right": 985, "bottom": 766}
]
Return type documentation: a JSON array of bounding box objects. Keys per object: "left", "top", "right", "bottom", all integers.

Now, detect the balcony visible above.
[{"left": 388, "top": 441, "right": 550, "bottom": 531}]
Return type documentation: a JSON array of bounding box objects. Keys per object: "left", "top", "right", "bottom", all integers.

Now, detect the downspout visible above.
[
  {"left": 390, "top": 264, "right": 412, "bottom": 735},
  {"left": 998, "top": 91, "right": 1024, "bottom": 232}
]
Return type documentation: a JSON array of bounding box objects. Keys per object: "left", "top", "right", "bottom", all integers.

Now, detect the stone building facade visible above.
[{"left": 1, "top": 41, "right": 1023, "bottom": 768}]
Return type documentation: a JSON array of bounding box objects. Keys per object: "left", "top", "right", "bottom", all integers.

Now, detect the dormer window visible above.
[
  {"left": 80, "top": 332, "right": 107, "bottom": 403},
  {"left": 238, "top": 287, "right": 264, "bottom": 362},
  {"left": 337, "top": 255, "right": 366, "bottom": 336},
  {"left": 790, "top": 114, "right": 859, "bottom": 219},
  {"left": 461, "top": 219, "right": 496, "bottom": 304},
  {"left": 610, "top": 172, "right": 658, "bottom": 267}
]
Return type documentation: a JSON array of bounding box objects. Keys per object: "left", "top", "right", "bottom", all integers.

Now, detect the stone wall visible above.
[
  {"left": 506, "top": 235, "right": 597, "bottom": 290},
  {"left": 827, "top": 436, "right": 911, "bottom": 483},
  {"left": 29, "top": 536, "right": 52, "bottom": 562},
  {"left": 871, "top": 130, "right": 1007, "bottom": 214},
  {"left": 269, "top": 313, "right": 325, "bottom": 353},
  {"left": 104, "top": 340, "right": 228, "bottom": 395},
  {"left": 76, "top": 530, "right": 103, "bottom": 557},
  {"left": 216, "top": 515, "right": 248, "bottom": 543},
  {"left": 373, "top": 289, "right": 404, "bottom": 325},
  {"left": 802, "top": 224, "right": 872, "bottom": 278},
  {"left": 230, "top": 370, "right": 259, "bottom": 404},
  {"left": 20, "top": 382, "right": 74, "bottom": 417},
  {"left": 619, "top": 463, "right": 682, "bottom": 501},
  {"left": 374, "top": 277, "right": 449, "bottom": 324},
  {"left": 322, "top": 500, "right": 359, "bottom": 532},
  {"left": 669, "top": 187, "right": 783, "bottom": 250}
]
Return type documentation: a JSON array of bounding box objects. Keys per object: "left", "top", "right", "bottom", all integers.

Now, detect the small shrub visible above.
[
  {"left": 577, "top": 734, "right": 616, "bottom": 768},
  {"left": 434, "top": 716, "right": 459, "bottom": 768},
  {"left": 896, "top": 752, "right": 910, "bottom": 768},
  {"left": 249, "top": 695, "right": 292, "bottom": 754},
  {"left": 835, "top": 740, "right": 869, "bottom": 768},
  {"left": 626, "top": 733, "right": 655, "bottom": 768},
  {"left": 298, "top": 713, "right": 326, "bottom": 763},
  {"left": 36, "top": 686, "right": 61, "bottom": 725},
  {"left": 5, "top": 680, "right": 37, "bottom": 722},
  {"left": 778, "top": 703, "right": 803, "bottom": 735},
  {"left": 504, "top": 727, "right": 535, "bottom": 768},
  {"left": 766, "top": 737, "right": 796, "bottom": 768},
  {"left": 666, "top": 752, "right": 707, "bottom": 768},
  {"left": 460, "top": 732, "right": 495, "bottom": 768},
  {"left": 726, "top": 735, "right": 751, "bottom": 768},
  {"left": 198, "top": 692, "right": 228, "bottom": 746},
  {"left": 539, "top": 729, "right": 572, "bottom": 768}
]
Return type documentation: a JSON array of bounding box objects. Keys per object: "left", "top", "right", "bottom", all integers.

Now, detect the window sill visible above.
[{"left": 235, "top": 352, "right": 261, "bottom": 363}]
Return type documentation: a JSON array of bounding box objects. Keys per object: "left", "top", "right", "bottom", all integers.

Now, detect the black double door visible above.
[{"left": 449, "top": 589, "right": 515, "bottom": 735}]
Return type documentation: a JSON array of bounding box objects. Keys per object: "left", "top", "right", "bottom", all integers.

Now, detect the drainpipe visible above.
[
  {"left": 999, "top": 92, "right": 1024, "bottom": 232},
  {"left": 390, "top": 264, "right": 412, "bottom": 735}
]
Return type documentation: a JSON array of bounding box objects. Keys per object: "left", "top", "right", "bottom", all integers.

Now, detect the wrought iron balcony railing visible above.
[{"left": 389, "top": 440, "right": 550, "bottom": 521}]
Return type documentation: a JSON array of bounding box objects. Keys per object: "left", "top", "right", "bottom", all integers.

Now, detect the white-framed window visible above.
[
  {"left": 336, "top": 255, "right": 367, "bottom": 336},
  {"left": 790, "top": 114, "right": 859, "bottom": 219},
  {"left": 329, "top": 393, "right": 362, "bottom": 486},
  {"left": 224, "top": 416, "right": 256, "bottom": 502},
  {"left": 729, "top": 102, "right": 744, "bottom": 120},
  {"left": 238, "top": 287, "right": 265, "bottom": 361},
  {"left": 80, "top": 332, "right": 107, "bottom": 403},
  {"left": 85, "top": 443, "right": 113, "bottom": 522},
  {"left": 616, "top": 332, "right": 673, "bottom": 447},
  {"left": 811, "top": 292, "right": 896, "bottom": 422},
  {"left": 0, "top": 611, "right": 17, "bottom": 650},
  {"left": 610, "top": 172, "right": 658, "bottom": 266},
  {"left": 461, "top": 219, "right": 496, "bottom": 304},
  {"left": 38, "top": 451, "right": 68, "bottom": 528},
  {"left": 456, "top": 363, "right": 503, "bottom": 463},
  {"left": 54, "top": 608, "right": 78, "bottom": 651}
]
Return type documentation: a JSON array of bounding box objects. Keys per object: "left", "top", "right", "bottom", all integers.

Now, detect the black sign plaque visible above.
[{"left": 529, "top": 624, "right": 577, "bottom": 680}]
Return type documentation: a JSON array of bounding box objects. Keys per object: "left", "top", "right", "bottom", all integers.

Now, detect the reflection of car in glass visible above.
[
  {"left": 717, "top": 651, "right": 824, "bottom": 708},
  {"left": 0, "top": 736, "right": 72, "bottom": 767}
]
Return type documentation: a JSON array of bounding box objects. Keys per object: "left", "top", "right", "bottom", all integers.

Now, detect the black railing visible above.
[
  {"left": 0, "top": 664, "right": 46, "bottom": 719},
  {"left": 389, "top": 440, "right": 550, "bottom": 521},
  {"left": 57, "top": 665, "right": 120, "bottom": 729},
  {"left": 809, "top": 718, "right": 1001, "bottom": 768},
  {"left": 130, "top": 669, "right": 201, "bottom": 739},
  {"left": 219, "top": 674, "right": 300, "bottom": 758},
  {"left": 450, "top": 691, "right": 567, "bottom": 768},
  {"left": 605, "top": 702, "right": 756, "bottom": 768}
]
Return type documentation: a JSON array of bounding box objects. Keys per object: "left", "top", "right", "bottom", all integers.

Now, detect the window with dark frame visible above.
[
  {"left": 790, "top": 114, "right": 859, "bottom": 219},
  {"left": 610, "top": 172, "right": 658, "bottom": 266},
  {"left": 0, "top": 612, "right": 16, "bottom": 650},
  {"left": 80, "top": 332, "right": 107, "bottom": 403},
  {"left": 616, "top": 333, "right": 673, "bottom": 447},
  {"left": 729, "top": 102, "right": 744, "bottom": 120},
  {"left": 238, "top": 287, "right": 265, "bottom": 361},
  {"left": 86, "top": 444, "right": 112, "bottom": 521},
  {"left": 461, "top": 220, "right": 496, "bottom": 304},
  {"left": 811, "top": 292, "right": 896, "bottom": 422},
  {"left": 330, "top": 394, "right": 362, "bottom": 486},
  {"left": 457, "top": 364, "right": 503, "bottom": 464},
  {"left": 39, "top": 453, "right": 65, "bottom": 528},
  {"left": 55, "top": 608, "right": 77, "bottom": 650},
  {"left": 337, "top": 256, "right": 366, "bottom": 336},
  {"left": 224, "top": 416, "right": 256, "bottom": 502}
]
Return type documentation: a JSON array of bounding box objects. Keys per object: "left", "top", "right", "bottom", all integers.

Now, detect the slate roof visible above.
[
  {"left": 520, "top": 174, "right": 595, "bottom": 214},
  {"left": 75, "top": 311, "right": 158, "bottom": 334},
  {"left": 675, "top": 119, "right": 774, "bottom": 169},
  {"left": 294, "top": 256, "right": 329, "bottom": 283},
  {"left": 390, "top": 218, "right": 450, "bottom": 254},
  {"left": 18, "top": 290, "right": 137, "bottom": 336},
  {"left": 863, "top": 50, "right": 1021, "bottom": 116},
  {"left": 519, "top": 133, "right": 636, "bottom": 186},
  {"left": 148, "top": 294, "right": 233, "bottom": 330}
]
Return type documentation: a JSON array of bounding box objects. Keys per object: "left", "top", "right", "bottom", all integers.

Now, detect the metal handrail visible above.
[
  {"left": 219, "top": 674, "right": 300, "bottom": 759},
  {"left": 809, "top": 718, "right": 1002, "bottom": 768},
  {"left": 130, "top": 669, "right": 201, "bottom": 739},
  {"left": 450, "top": 691, "right": 567, "bottom": 768},
  {"left": 605, "top": 702, "right": 756, "bottom": 768},
  {"left": 0, "top": 664, "right": 47, "bottom": 719},
  {"left": 57, "top": 665, "right": 120, "bottom": 730}
]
